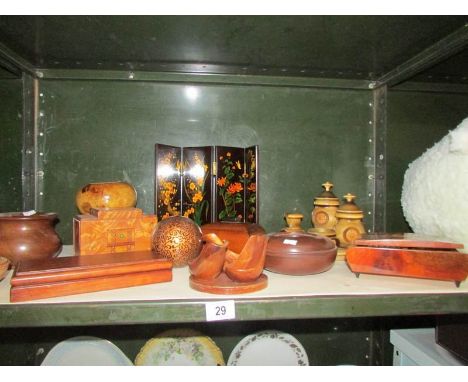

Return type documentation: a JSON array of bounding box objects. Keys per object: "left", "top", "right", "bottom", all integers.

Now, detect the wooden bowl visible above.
[
  {"left": 0, "top": 212, "right": 62, "bottom": 265},
  {"left": 188, "top": 236, "right": 228, "bottom": 279},
  {"left": 265, "top": 231, "right": 337, "bottom": 275},
  {"left": 223, "top": 235, "right": 268, "bottom": 282},
  {"left": 76, "top": 181, "right": 137, "bottom": 214}
]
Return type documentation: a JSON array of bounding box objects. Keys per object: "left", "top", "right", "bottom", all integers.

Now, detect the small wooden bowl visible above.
[
  {"left": 189, "top": 238, "right": 228, "bottom": 280},
  {"left": 223, "top": 235, "right": 268, "bottom": 282}
]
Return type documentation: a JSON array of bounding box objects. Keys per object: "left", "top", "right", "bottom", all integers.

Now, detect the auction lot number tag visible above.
[{"left": 205, "top": 300, "right": 236, "bottom": 321}]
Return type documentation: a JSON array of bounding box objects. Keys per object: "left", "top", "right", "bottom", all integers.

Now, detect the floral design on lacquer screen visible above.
[
  {"left": 217, "top": 151, "right": 244, "bottom": 221},
  {"left": 183, "top": 150, "right": 210, "bottom": 226},
  {"left": 156, "top": 148, "right": 181, "bottom": 220},
  {"left": 156, "top": 144, "right": 258, "bottom": 224},
  {"left": 245, "top": 148, "right": 257, "bottom": 223}
]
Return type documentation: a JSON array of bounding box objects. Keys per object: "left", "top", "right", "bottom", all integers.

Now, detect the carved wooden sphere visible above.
[{"left": 152, "top": 216, "right": 202, "bottom": 267}]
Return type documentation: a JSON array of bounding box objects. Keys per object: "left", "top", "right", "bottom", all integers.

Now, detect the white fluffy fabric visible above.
[{"left": 401, "top": 117, "right": 468, "bottom": 253}]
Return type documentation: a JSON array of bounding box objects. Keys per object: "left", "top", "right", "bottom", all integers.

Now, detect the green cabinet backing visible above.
[
  {"left": 0, "top": 78, "right": 23, "bottom": 213},
  {"left": 37, "top": 79, "right": 371, "bottom": 243}
]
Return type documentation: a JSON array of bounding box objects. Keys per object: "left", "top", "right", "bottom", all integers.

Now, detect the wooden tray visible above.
[
  {"left": 190, "top": 272, "right": 268, "bottom": 294},
  {"left": 10, "top": 251, "right": 173, "bottom": 302},
  {"left": 346, "top": 233, "right": 467, "bottom": 286}
]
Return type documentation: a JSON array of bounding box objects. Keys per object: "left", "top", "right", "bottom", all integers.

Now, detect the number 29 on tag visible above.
[{"left": 205, "top": 300, "right": 236, "bottom": 321}]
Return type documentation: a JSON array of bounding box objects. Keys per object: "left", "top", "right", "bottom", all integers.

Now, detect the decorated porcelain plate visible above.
[
  {"left": 41, "top": 336, "right": 133, "bottom": 366},
  {"left": 228, "top": 330, "right": 309, "bottom": 366},
  {"left": 135, "top": 329, "right": 225, "bottom": 366}
]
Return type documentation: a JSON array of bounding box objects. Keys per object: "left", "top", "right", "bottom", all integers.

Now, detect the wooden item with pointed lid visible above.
[
  {"left": 284, "top": 213, "right": 304, "bottom": 232},
  {"left": 312, "top": 181, "right": 340, "bottom": 232},
  {"left": 335, "top": 193, "right": 366, "bottom": 247}
]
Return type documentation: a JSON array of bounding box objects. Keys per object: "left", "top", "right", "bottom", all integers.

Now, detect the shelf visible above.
[{"left": 0, "top": 246, "right": 467, "bottom": 327}]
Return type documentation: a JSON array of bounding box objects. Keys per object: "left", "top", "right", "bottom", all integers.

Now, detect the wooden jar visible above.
[
  {"left": 311, "top": 181, "right": 340, "bottom": 232},
  {"left": 335, "top": 193, "right": 366, "bottom": 247},
  {"left": 284, "top": 213, "right": 304, "bottom": 232}
]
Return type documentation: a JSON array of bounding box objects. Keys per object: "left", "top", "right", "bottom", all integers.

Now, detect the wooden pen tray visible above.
[
  {"left": 10, "top": 251, "right": 173, "bottom": 302},
  {"left": 346, "top": 233, "right": 468, "bottom": 286}
]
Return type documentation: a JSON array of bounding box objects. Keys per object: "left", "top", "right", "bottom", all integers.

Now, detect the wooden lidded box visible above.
[
  {"left": 10, "top": 251, "right": 172, "bottom": 302},
  {"left": 201, "top": 222, "right": 265, "bottom": 253},
  {"left": 73, "top": 208, "right": 157, "bottom": 255}
]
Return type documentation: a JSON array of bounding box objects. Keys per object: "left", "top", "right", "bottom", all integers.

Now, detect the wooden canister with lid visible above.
[
  {"left": 335, "top": 193, "right": 366, "bottom": 247},
  {"left": 311, "top": 181, "right": 340, "bottom": 231}
]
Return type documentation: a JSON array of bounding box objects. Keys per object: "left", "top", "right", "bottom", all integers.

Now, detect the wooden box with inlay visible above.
[{"left": 73, "top": 208, "right": 157, "bottom": 256}]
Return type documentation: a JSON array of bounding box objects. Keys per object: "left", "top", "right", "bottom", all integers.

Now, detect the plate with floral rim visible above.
[
  {"left": 135, "top": 329, "right": 225, "bottom": 366},
  {"left": 227, "top": 330, "right": 308, "bottom": 366}
]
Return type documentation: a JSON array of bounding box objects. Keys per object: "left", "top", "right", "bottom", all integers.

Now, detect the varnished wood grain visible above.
[
  {"left": 89, "top": 207, "right": 142, "bottom": 219},
  {"left": 188, "top": 239, "right": 227, "bottom": 280},
  {"left": 346, "top": 246, "right": 468, "bottom": 283},
  {"left": 11, "top": 251, "right": 172, "bottom": 286},
  {"left": 353, "top": 233, "right": 464, "bottom": 249},
  {"left": 201, "top": 223, "right": 265, "bottom": 253},
  {"left": 189, "top": 272, "right": 267, "bottom": 294},
  {"left": 223, "top": 234, "right": 268, "bottom": 282},
  {"left": 73, "top": 208, "right": 157, "bottom": 255},
  {"left": 11, "top": 269, "right": 172, "bottom": 302}
]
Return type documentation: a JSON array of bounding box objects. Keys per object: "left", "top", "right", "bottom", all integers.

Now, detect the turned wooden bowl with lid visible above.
[{"left": 265, "top": 231, "right": 337, "bottom": 275}]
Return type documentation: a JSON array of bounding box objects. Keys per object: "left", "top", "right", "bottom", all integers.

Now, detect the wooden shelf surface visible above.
[{"left": 0, "top": 246, "right": 466, "bottom": 327}]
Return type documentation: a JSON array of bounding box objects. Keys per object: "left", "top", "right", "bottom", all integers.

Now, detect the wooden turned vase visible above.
[
  {"left": 0, "top": 212, "right": 62, "bottom": 265},
  {"left": 76, "top": 181, "right": 137, "bottom": 214}
]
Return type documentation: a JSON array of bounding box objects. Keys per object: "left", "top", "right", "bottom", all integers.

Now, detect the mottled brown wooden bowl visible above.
[
  {"left": 0, "top": 212, "right": 62, "bottom": 265},
  {"left": 265, "top": 231, "right": 337, "bottom": 275},
  {"left": 76, "top": 181, "right": 137, "bottom": 214}
]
